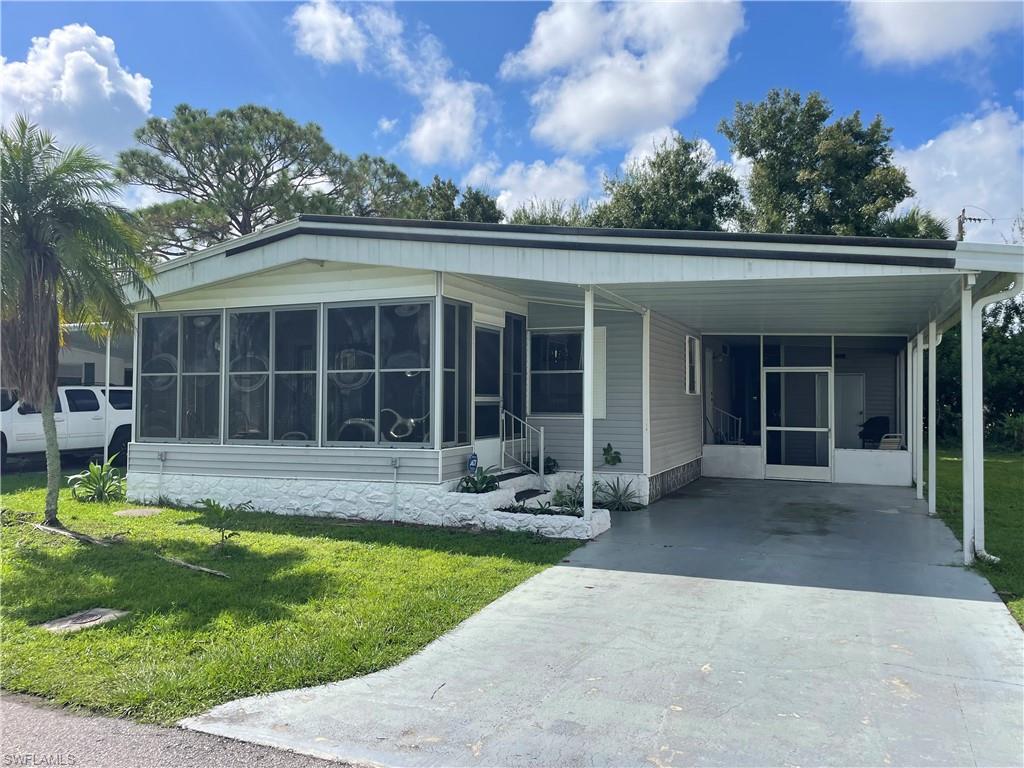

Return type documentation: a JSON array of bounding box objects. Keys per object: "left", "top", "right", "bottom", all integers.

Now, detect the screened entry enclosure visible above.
[{"left": 703, "top": 334, "right": 906, "bottom": 482}]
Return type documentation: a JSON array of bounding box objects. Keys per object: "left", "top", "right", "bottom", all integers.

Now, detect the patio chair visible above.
[
  {"left": 878, "top": 433, "right": 904, "bottom": 450},
  {"left": 858, "top": 416, "right": 890, "bottom": 448}
]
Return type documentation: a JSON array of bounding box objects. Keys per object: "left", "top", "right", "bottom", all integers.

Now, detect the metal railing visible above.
[
  {"left": 501, "top": 409, "right": 545, "bottom": 489},
  {"left": 710, "top": 406, "right": 744, "bottom": 445}
]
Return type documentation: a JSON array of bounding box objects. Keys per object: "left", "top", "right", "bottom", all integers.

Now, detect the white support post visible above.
[
  {"left": 905, "top": 340, "right": 914, "bottom": 459},
  {"left": 583, "top": 286, "right": 594, "bottom": 520},
  {"left": 915, "top": 331, "right": 924, "bottom": 500},
  {"left": 103, "top": 329, "right": 112, "bottom": 464},
  {"left": 960, "top": 277, "right": 975, "bottom": 565},
  {"left": 927, "top": 320, "right": 938, "bottom": 516},
  {"left": 433, "top": 273, "right": 444, "bottom": 451},
  {"left": 970, "top": 298, "right": 986, "bottom": 556}
]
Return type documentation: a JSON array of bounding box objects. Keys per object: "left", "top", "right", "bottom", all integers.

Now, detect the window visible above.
[
  {"left": 102, "top": 389, "right": 133, "bottom": 410},
  {"left": 1, "top": 390, "right": 15, "bottom": 412},
  {"left": 65, "top": 389, "right": 100, "bottom": 412},
  {"left": 82, "top": 363, "right": 96, "bottom": 386},
  {"left": 442, "top": 301, "right": 471, "bottom": 446},
  {"left": 530, "top": 331, "right": 583, "bottom": 414},
  {"left": 139, "top": 315, "right": 180, "bottom": 439},
  {"left": 227, "top": 308, "right": 319, "bottom": 443},
  {"left": 18, "top": 396, "right": 62, "bottom": 415},
  {"left": 685, "top": 336, "right": 700, "bottom": 395},
  {"left": 139, "top": 313, "right": 223, "bottom": 440},
  {"left": 324, "top": 302, "right": 431, "bottom": 445}
]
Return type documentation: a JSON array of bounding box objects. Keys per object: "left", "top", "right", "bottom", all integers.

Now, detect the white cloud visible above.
[
  {"left": 376, "top": 116, "right": 398, "bottom": 135},
  {"left": 894, "top": 107, "right": 1024, "bottom": 243},
  {"left": 622, "top": 126, "right": 679, "bottom": 170},
  {"left": 464, "top": 157, "right": 591, "bottom": 214},
  {"left": 501, "top": 1, "right": 743, "bottom": 154},
  {"left": 848, "top": 1, "right": 1022, "bottom": 66},
  {"left": 290, "top": 2, "right": 490, "bottom": 166},
  {"left": 0, "top": 23, "right": 151, "bottom": 157},
  {"left": 289, "top": 0, "right": 367, "bottom": 67}
]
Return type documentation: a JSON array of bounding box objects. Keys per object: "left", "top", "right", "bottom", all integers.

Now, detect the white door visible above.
[
  {"left": 63, "top": 388, "right": 106, "bottom": 450},
  {"left": 835, "top": 373, "right": 865, "bottom": 449},
  {"left": 763, "top": 368, "right": 832, "bottom": 482},
  {"left": 473, "top": 327, "right": 502, "bottom": 470}
]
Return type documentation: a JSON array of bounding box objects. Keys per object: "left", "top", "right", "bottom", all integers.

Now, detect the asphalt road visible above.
[{"left": 1, "top": 693, "right": 340, "bottom": 767}]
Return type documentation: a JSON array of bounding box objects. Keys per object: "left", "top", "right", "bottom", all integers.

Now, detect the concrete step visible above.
[{"left": 514, "top": 488, "right": 546, "bottom": 503}]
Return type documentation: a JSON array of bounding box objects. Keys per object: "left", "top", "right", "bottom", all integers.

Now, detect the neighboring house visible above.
[
  {"left": 56, "top": 329, "right": 134, "bottom": 387},
  {"left": 125, "top": 215, "right": 1022, "bottom": 559}
]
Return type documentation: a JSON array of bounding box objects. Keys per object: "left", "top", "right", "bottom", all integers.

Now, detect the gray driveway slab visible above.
[{"left": 183, "top": 479, "right": 1024, "bottom": 767}]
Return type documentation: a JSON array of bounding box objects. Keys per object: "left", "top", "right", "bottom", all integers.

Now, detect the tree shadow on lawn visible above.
[
  {"left": 2, "top": 535, "right": 330, "bottom": 633},
  {"left": 175, "top": 506, "right": 577, "bottom": 566}
]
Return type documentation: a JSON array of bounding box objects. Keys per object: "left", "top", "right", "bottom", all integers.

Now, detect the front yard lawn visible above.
[
  {"left": 934, "top": 450, "right": 1024, "bottom": 624},
  {"left": 0, "top": 472, "right": 576, "bottom": 724}
]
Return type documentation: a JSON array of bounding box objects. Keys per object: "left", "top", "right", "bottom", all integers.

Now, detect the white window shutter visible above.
[{"left": 593, "top": 326, "right": 607, "bottom": 419}]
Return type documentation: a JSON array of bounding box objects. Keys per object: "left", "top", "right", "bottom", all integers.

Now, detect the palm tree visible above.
[
  {"left": 878, "top": 205, "right": 951, "bottom": 240},
  {"left": 1, "top": 116, "right": 154, "bottom": 526}
]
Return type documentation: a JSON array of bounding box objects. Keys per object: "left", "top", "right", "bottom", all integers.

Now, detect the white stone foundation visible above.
[{"left": 127, "top": 472, "right": 609, "bottom": 540}]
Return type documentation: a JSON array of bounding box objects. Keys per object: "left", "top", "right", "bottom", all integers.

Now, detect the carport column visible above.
[
  {"left": 927, "top": 320, "right": 938, "bottom": 516},
  {"left": 960, "top": 276, "right": 976, "bottom": 565},
  {"left": 103, "top": 328, "right": 112, "bottom": 464},
  {"left": 914, "top": 331, "right": 924, "bottom": 500},
  {"left": 583, "top": 285, "right": 594, "bottom": 520},
  {"left": 905, "top": 339, "right": 914, "bottom": 462}
]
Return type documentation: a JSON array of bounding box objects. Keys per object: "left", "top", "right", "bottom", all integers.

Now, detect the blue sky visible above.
[{"left": 2, "top": 1, "right": 1023, "bottom": 240}]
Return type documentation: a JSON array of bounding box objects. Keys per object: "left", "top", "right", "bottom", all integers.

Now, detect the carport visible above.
[{"left": 184, "top": 478, "right": 1024, "bottom": 767}]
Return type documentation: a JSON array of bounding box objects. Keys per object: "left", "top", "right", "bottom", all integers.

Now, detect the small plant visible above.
[
  {"left": 602, "top": 443, "right": 622, "bottom": 466},
  {"left": 552, "top": 477, "right": 584, "bottom": 515},
  {"left": 530, "top": 455, "right": 560, "bottom": 475},
  {"left": 197, "top": 497, "right": 253, "bottom": 550},
  {"left": 596, "top": 478, "right": 643, "bottom": 511},
  {"left": 457, "top": 466, "right": 500, "bottom": 494},
  {"left": 66, "top": 455, "right": 125, "bottom": 502}
]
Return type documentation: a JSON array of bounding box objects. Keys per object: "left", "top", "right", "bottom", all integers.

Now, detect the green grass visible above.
[
  {"left": 0, "top": 472, "right": 576, "bottom": 724},
  {"left": 932, "top": 450, "right": 1024, "bottom": 624}
]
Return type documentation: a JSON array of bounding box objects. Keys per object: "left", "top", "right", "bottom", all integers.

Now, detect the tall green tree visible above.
[
  {"left": 589, "top": 135, "right": 741, "bottom": 230},
  {"left": 456, "top": 186, "right": 502, "bottom": 224},
  {"left": 720, "top": 89, "right": 913, "bottom": 236},
  {"left": 507, "top": 199, "right": 589, "bottom": 227},
  {"left": 119, "top": 104, "right": 338, "bottom": 258},
  {"left": 878, "top": 206, "right": 951, "bottom": 240},
  {"left": 1, "top": 117, "right": 154, "bottom": 525}
]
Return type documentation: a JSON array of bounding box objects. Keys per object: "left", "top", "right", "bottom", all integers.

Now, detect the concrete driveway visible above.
[{"left": 183, "top": 479, "right": 1023, "bottom": 767}]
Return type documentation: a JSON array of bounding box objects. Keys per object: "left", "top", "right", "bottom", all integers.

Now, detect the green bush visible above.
[
  {"left": 66, "top": 455, "right": 125, "bottom": 502},
  {"left": 989, "top": 412, "right": 1024, "bottom": 450},
  {"left": 596, "top": 478, "right": 643, "bottom": 511},
  {"left": 457, "top": 467, "right": 500, "bottom": 494}
]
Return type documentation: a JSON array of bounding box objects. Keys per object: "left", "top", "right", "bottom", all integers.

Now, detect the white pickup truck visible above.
[{"left": 1, "top": 386, "right": 134, "bottom": 467}]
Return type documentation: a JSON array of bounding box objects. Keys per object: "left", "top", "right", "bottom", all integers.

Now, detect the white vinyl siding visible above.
[{"left": 649, "top": 311, "right": 703, "bottom": 475}]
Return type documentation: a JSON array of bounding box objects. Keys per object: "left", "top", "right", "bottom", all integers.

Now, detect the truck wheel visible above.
[{"left": 108, "top": 427, "right": 130, "bottom": 466}]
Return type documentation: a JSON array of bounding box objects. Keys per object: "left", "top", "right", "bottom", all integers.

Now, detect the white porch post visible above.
[
  {"left": 103, "top": 328, "right": 112, "bottom": 464},
  {"left": 905, "top": 340, "right": 914, "bottom": 460},
  {"left": 583, "top": 285, "right": 594, "bottom": 520},
  {"left": 914, "top": 331, "right": 924, "bottom": 500},
  {"left": 969, "top": 294, "right": 987, "bottom": 556},
  {"left": 960, "top": 277, "right": 976, "bottom": 565},
  {"left": 433, "top": 273, "right": 444, "bottom": 451},
  {"left": 927, "top": 320, "right": 938, "bottom": 515}
]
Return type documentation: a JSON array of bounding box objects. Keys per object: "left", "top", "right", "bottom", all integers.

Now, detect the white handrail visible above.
[
  {"left": 712, "top": 406, "right": 743, "bottom": 445},
  {"left": 501, "top": 409, "right": 546, "bottom": 490}
]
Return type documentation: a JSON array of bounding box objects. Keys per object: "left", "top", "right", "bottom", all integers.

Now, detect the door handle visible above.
[{"left": 91, "top": 415, "right": 104, "bottom": 421}]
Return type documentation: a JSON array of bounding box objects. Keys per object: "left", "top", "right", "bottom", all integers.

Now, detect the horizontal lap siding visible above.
[
  {"left": 441, "top": 447, "right": 474, "bottom": 480},
  {"left": 836, "top": 350, "right": 898, "bottom": 431},
  {"left": 526, "top": 303, "right": 643, "bottom": 473},
  {"left": 128, "top": 443, "right": 440, "bottom": 483},
  {"left": 650, "top": 311, "right": 702, "bottom": 474}
]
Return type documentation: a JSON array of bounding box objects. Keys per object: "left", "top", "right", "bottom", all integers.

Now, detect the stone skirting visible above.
[
  {"left": 127, "top": 472, "right": 609, "bottom": 540},
  {"left": 647, "top": 458, "right": 702, "bottom": 502}
]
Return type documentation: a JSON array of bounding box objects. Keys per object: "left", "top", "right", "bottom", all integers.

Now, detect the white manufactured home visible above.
[{"left": 126, "top": 216, "right": 1022, "bottom": 560}]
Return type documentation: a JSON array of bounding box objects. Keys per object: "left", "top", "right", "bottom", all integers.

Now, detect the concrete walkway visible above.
[{"left": 183, "top": 479, "right": 1024, "bottom": 767}]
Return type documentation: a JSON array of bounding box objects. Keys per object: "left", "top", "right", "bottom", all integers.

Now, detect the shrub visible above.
[
  {"left": 596, "top": 478, "right": 643, "bottom": 511},
  {"left": 66, "top": 455, "right": 125, "bottom": 502},
  {"left": 552, "top": 477, "right": 584, "bottom": 515},
  {"left": 529, "top": 455, "right": 560, "bottom": 475},
  {"left": 457, "top": 467, "right": 499, "bottom": 494},
  {"left": 602, "top": 443, "right": 622, "bottom": 466},
  {"left": 989, "top": 412, "right": 1024, "bottom": 450}
]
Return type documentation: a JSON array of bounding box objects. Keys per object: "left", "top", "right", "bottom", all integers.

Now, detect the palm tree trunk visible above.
[{"left": 41, "top": 392, "right": 62, "bottom": 527}]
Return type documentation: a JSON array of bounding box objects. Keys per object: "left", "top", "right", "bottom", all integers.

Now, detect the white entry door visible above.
[
  {"left": 763, "top": 368, "right": 832, "bottom": 482},
  {"left": 835, "top": 373, "right": 865, "bottom": 449},
  {"left": 473, "top": 327, "right": 502, "bottom": 470}
]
